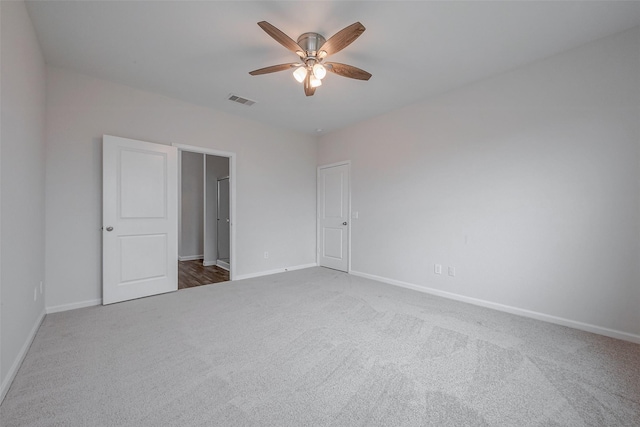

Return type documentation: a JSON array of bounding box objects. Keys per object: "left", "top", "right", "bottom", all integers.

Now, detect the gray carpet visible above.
[{"left": 1, "top": 267, "right": 639, "bottom": 426}]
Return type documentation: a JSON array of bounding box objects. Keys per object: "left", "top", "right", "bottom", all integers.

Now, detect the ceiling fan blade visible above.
[
  {"left": 325, "top": 62, "right": 372, "bottom": 81},
  {"left": 319, "top": 22, "right": 365, "bottom": 57},
  {"left": 249, "top": 63, "right": 299, "bottom": 76},
  {"left": 257, "top": 21, "right": 304, "bottom": 56},
  {"left": 304, "top": 73, "right": 316, "bottom": 96}
]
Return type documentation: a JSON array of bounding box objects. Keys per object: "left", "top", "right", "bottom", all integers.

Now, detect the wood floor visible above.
[{"left": 178, "top": 259, "right": 229, "bottom": 290}]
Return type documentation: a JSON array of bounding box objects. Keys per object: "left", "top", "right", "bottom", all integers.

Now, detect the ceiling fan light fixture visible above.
[
  {"left": 293, "top": 66, "right": 308, "bottom": 83},
  {"left": 313, "top": 63, "right": 326, "bottom": 80},
  {"left": 310, "top": 75, "right": 322, "bottom": 88},
  {"left": 250, "top": 21, "right": 371, "bottom": 96}
]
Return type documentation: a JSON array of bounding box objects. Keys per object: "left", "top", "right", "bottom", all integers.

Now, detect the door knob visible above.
[
  {"left": 342, "top": 222, "right": 348, "bottom": 226},
  {"left": 106, "top": 226, "right": 114, "bottom": 232}
]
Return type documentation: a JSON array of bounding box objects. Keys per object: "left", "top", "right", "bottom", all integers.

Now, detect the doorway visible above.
[{"left": 175, "top": 144, "right": 236, "bottom": 289}]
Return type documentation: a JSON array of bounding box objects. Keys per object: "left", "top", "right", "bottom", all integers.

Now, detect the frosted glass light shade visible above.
[
  {"left": 293, "top": 67, "right": 308, "bottom": 83},
  {"left": 310, "top": 75, "right": 322, "bottom": 88},
  {"left": 313, "top": 63, "right": 327, "bottom": 80}
]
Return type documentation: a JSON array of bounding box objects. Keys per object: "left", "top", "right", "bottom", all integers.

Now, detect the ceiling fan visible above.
[{"left": 249, "top": 21, "right": 372, "bottom": 96}]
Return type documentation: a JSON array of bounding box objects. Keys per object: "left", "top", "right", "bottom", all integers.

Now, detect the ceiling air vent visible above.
[{"left": 227, "top": 94, "right": 256, "bottom": 106}]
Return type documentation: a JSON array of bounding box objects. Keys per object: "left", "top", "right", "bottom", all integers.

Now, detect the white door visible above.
[
  {"left": 318, "top": 163, "right": 350, "bottom": 272},
  {"left": 102, "top": 135, "right": 178, "bottom": 305}
]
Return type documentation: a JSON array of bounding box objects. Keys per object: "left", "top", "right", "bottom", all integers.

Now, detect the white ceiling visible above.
[{"left": 25, "top": 1, "right": 640, "bottom": 135}]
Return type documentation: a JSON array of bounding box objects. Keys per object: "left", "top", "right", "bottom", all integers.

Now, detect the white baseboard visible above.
[
  {"left": 350, "top": 270, "right": 640, "bottom": 345},
  {"left": 178, "top": 255, "right": 204, "bottom": 262},
  {"left": 46, "top": 298, "right": 102, "bottom": 314},
  {"left": 216, "top": 260, "right": 230, "bottom": 271},
  {"left": 234, "top": 263, "right": 318, "bottom": 281},
  {"left": 1, "top": 309, "right": 46, "bottom": 404},
  {"left": 202, "top": 260, "right": 229, "bottom": 269}
]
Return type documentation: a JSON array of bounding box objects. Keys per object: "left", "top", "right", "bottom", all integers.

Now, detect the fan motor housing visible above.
[{"left": 297, "top": 32, "right": 326, "bottom": 56}]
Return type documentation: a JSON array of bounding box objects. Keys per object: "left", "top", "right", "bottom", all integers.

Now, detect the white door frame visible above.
[
  {"left": 317, "top": 161, "right": 351, "bottom": 272},
  {"left": 215, "top": 176, "right": 231, "bottom": 270},
  {"left": 173, "top": 143, "right": 237, "bottom": 281}
]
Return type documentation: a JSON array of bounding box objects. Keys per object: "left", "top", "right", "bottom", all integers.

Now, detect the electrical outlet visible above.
[
  {"left": 434, "top": 264, "right": 442, "bottom": 275},
  {"left": 448, "top": 266, "right": 456, "bottom": 277},
  {"left": 264, "top": 251, "right": 269, "bottom": 259}
]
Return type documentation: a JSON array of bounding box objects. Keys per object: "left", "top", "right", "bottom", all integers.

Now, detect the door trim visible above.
[
  {"left": 173, "top": 143, "right": 237, "bottom": 281},
  {"left": 317, "top": 161, "right": 351, "bottom": 273},
  {"left": 216, "top": 176, "right": 230, "bottom": 266}
]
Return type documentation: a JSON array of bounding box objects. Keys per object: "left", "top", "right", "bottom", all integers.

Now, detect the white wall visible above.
[
  {"left": 180, "top": 151, "right": 204, "bottom": 259},
  {"left": 318, "top": 27, "right": 640, "bottom": 339},
  {"left": 0, "top": 0, "right": 47, "bottom": 400},
  {"left": 45, "top": 66, "right": 317, "bottom": 311}
]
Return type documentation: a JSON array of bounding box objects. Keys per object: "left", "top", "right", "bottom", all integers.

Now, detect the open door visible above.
[{"left": 102, "top": 135, "right": 178, "bottom": 304}]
